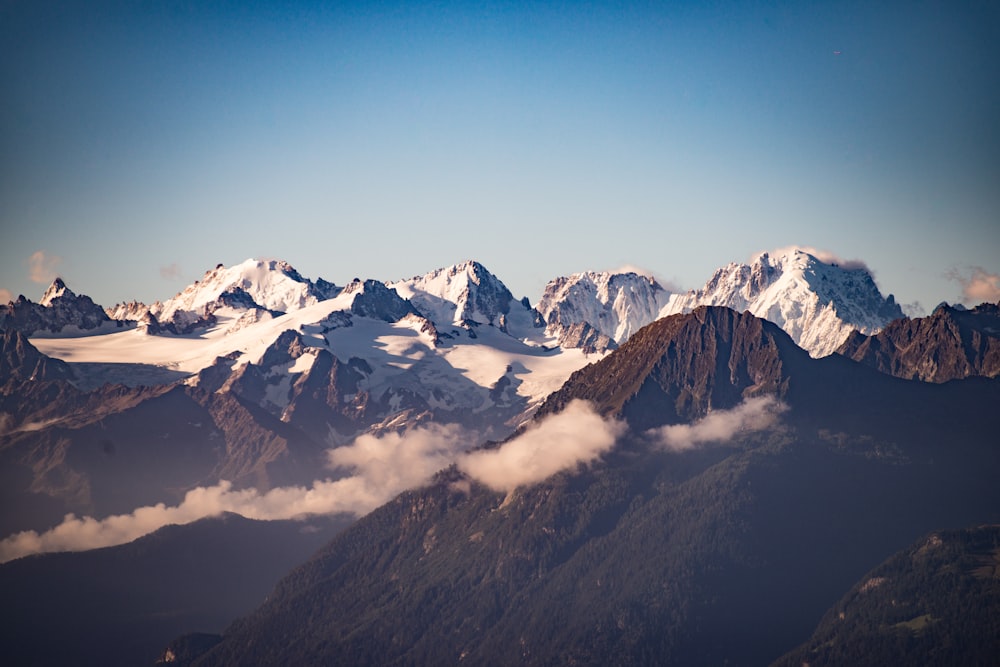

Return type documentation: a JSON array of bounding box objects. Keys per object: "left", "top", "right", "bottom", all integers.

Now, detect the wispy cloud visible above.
[
  {"left": 753, "top": 246, "right": 870, "bottom": 272},
  {"left": 28, "top": 251, "right": 61, "bottom": 284},
  {"left": 949, "top": 267, "right": 1000, "bottom": 304},
  {"left": 159, "top": 262, "right": 183, "bottom": 280},
  {"left": 459, "top": 400, "right": 624, "bottom": 492},
  {"left": 0, "top": 288, "right": 12, "bottom": 303},
  {"left": 648, "top": 396, "right": 788, "bottom": 452}
]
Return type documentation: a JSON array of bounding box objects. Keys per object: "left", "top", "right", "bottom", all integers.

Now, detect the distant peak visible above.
[{"left": 39, "top": 277, "right": 73, "bottom": 306}]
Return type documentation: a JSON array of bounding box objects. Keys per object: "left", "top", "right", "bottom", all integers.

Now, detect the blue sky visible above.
[{"left": 2, "top": 0, "right": 998, "bottom": 313}]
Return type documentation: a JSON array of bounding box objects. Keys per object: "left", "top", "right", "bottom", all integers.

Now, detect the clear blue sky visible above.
[{"left": 2, "top": 0, "right": 998, "bottom": 313}]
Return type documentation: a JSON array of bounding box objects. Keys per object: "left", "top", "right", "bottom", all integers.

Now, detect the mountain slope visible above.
[
  {"left": 190, "top": 308, "right": 1000, "bottom": 666},
  {"left": 773, "top": 525, "right": 1000, "bottom": 667},
  {"left": 837, "top": 301, "right": 1000, "bottom": 382},
  {"left": 0, "top": 512, "right": 351, "bottom": 667}
]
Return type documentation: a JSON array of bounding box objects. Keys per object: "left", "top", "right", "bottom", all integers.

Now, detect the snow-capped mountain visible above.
[
  {"left": 389, "top": 260, "right": 543, "bottom": 341},
  {"left": 537, "top": 270, "right": 672, "bottom": 352},
  {"left": 129, "top": 259, "right": 342, "bottom": 334},
  {"left": 0, "top": 278, "right": 117, "bottom": 336},
  {"left": 3, "top": 259, "right": 602, "bottom": 537},
  {"left": 661, "top": 249, "right": 904, "bottom": 357},
  {"left": 24, "top": 259, "right": 588, "bottom": 435}
]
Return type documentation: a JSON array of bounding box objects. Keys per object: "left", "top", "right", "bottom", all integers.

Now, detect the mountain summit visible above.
[{"left": 663, "top": 249, "right": 904, "bottom": 357}]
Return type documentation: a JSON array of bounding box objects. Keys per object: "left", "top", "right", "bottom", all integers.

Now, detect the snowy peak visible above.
[
  {"left": 39, "top": 277, "right": 73, "bottom": 306},
  {"left": 664, "top": 248, "right": 904, "bottom": 357},
  {"left": 390, "top": 260, "right": 528, "bottom": 335},
  {"left": 150, "top": 258, "right": 340, "bottom": 332},
  {"left": 537, "top": 270, "right": 672, "bottom": 351}
]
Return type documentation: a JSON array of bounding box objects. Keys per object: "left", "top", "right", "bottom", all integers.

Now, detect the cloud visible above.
[
  {"left": 753, "top": 246, "right": 870, "bottom": 272},
  {"left": 28, "top": 251, "right": 61, "bottom": 284},
  {"left": 327, "top": 422, "right": 470, "bottom": 503},
  {"left": 0, "top": 422, "right": 473, "bottom": 563},
  {"left": 0, "top": 288, "right": 12, "bottom": 304},
  {"left": 159, "top": 263, "right": 183, "bottom": 280},
  {"left": 648, "top": 396, "right": 788, "bottom": 452},
  {"left": 901, "top": 301, "right": 925, "bottom": 318},
  {"left": 949, "top": 267, "right": 1000, "bottom": 304},
  {"left": 458, "top": 400, "right": 625, "bottom": 492}
]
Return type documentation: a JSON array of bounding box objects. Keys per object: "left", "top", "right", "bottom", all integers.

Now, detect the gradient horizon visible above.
[{"left": 2, "top": 1, "right": 998, "bottom": 312}]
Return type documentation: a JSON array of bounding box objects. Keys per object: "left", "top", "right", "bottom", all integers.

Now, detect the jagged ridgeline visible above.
[{"left": 188, "top": 308, "right": 1000, "bottom": 666}]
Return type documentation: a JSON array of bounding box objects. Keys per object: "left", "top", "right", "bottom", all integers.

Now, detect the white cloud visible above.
[
  {"left": 459, "top": 400, "right": 624, "bottom": 492},
  {"left": 0, "top": 401, "right": 631, "bottom": 562},
  {"left": 752, "top": 246, "right": 870, "bottom": 272},
  {"left": 0, "top": 422, "right": 473, "bottom": 563},
  {"left": 950, "top": 267, "right": 1000, "bottom": 304},
  {"left": 649, "top": 396, "right": 788, "bottom": 452},
  {"left": 28, "top": 250, "right": 61, "bottom": 284}
]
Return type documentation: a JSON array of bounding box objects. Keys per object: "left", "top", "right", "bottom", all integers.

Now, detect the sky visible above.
[{"left": 2, "top": 0, "right": 998, "bottom": 315}]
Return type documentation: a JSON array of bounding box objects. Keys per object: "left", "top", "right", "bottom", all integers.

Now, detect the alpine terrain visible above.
[{"left": 0, "top": 249, "right": 996, "bottom": 665}]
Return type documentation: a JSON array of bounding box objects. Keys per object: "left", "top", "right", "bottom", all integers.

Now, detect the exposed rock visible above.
[
  {"left": 837, "top": 301, "right": 1000, "bottom": 382},
  {"left": 344, "top": 279, "right": 418, "bottom": 322},
  {"left": 0, "top": 279, "right": 115, "bottom": 335}
]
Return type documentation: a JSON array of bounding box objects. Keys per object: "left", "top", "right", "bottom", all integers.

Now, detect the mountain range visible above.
[
  {"left": 1, "top": 249, "right": 913, "bottom": 539},
  {"left": 1, "top": 248, "right": 997, "bottom": 665}
]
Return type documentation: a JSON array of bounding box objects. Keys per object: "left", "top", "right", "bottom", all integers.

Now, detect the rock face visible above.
[
  {"left": 344, "top": 279, "right": 419, "bottom": 323},
  {"left": 837, "top": 302, "right": 1000, "bottom": 382},
  {"left": 537, "top": 270, "right": 670, "bottom": 352},
  {"left": 0, "top": 278, "right": 116, "bottom": 335},
  {"left": 0, "top": 329, "right": 75, "bottom": 385},
  {"left": 538, "top": 306, "right": 800, "bottom": 425}
]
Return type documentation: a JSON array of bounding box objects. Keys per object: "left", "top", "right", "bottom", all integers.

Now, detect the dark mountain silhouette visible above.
[
  {"left": 187, "top": 308, "right": 1000, "bottom": 666},
  {"left": 0, "top": 512, "right": 351, "bottom": 667},
  {"left": 837, "top": 301, "right": 1000, "bottom": 382}
]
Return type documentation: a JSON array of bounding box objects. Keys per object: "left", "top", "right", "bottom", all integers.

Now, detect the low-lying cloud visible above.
[
  {"left": 649, "top": 396, "right": 788, "bottom": 452},
  {"left": 0, "top": 423, "right": 472, "bottom": 564},
  {"left": 0, "top": 402, "right": 626, "bottom": 562},
  {"left": 0, "top": 288, "right": 12, "bottom": 304},
  {"left": 949, "top": 266, "right": 1000, "bottom": 304},
  {"left": 459, "top": 400, "right": 624, "bottom": 492}
]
